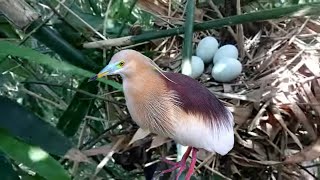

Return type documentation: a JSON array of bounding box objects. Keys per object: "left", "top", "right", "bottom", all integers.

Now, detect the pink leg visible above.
[
  {"left": 160, "top": 157, "right": 178, "bottom": 166},
  {"left": 160, "top": 147, "right": 192, "bottom": 179},
  {"left": 185, "top": 148, "right": 198, "bottom": 180}
]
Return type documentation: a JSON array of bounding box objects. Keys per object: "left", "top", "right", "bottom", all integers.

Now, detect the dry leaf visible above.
[
  {"left": 92, "top": 137, "right": 125, "bottom": 179},
  {"left": 82, "top": 144, "right": 112, "bottom": 156},
  {"left": 231, "top": 155, "right": 281, "bottom": 168},
  {"left": 284, "top": 138, "right": 320, "bottom": 163},
  {"left": 306, "top": 19, "right": 320, "bottom": 33},
  {"left": 128, "top": 128, "right": 151, "bottom": 145},
  {"left": 223, "top": 83, "right": 233, "bottom": 93},
  {"left": 227, "top": 104, "right": 253, "bottom": 125},
  {"left": 147, "top": 135, "right": 170, "bottom": 151},
  {"left": 235, "top": 132, "right": 266, "bottom": 159},
  {"left": 248, "top": 100, "right": 270, "bottom": 131},
  {"left": 285, "top": 94, "right": 317, "bottom": 140},
  {"left": 196, "top": 149, "right": 213, "bottom": 161},
  {"left": 64, "top": 148, "right": 91, "bottom": 163},
  {"left": 137, "top": 0, "right": 168, "bottom": 16},
  {"left": 271, "top": 106, "right": 304, "bottom": 150},
  {"left": 312, "top": 79, "right": 320, "bottom": 102},
  {"left": 259, "top": 121, "right": 281, "bottom": 141},
  {"left": 303, "top": 54, "right": 320, "bottom": 76},
  {"left": 289, "top": 102, "right": 317, "bottom": 141},
  {"left": 230, "top": 163, "right": 241, "bottom": 176},
  {"left": 194, "top": 8, "right": 204, "bottom": 22},
  {"left": 303, "top": 83, "right": 320, "bottom": 116}
]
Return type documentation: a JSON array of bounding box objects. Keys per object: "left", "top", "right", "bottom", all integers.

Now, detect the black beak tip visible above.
[{"left": 88, "top": 75, "right": 98, "bottom": 82}]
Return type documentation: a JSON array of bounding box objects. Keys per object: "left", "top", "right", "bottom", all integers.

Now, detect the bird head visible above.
[{"left": 89, "top": 49, "right": 153, "bottom": 81}]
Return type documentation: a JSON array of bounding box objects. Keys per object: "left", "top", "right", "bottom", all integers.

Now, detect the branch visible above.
[{"left": 83, "top": 2, "right": 320, "bottom": 49}]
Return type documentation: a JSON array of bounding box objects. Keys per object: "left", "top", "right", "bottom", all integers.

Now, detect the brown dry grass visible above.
[
  {"left": 75, "top": 1, "right": 320, "bottom": 179},
  {"left": 117, "top": 1, "right": 320, "bottom": 179}
]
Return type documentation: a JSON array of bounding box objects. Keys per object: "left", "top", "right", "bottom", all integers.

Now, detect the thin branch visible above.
[
  {"left": 83, "top": 3, "right": 320, "bottom": 48},
  {"left": 21, "top": 81, "right": 126, "bottom": 106},
  {"left": 80, "top": 121, "right": 123, "bottom": 149},
  {"left": 71, "top": 121, "right": 87, "bottom": 176},
  {"left": 298, "top": 164, "right": 318, "bottom": 180},
  {"left": 53, "top": 0, "right": 106, "bottom": 40},
  {"left": 20, "top": 87, "right": 67, "bottom": 110},
  {"left": 236, "top": 0, "right": 245, "bottom": 59},
  {"left": 91, "top": 136, "right": 125, "bottom": 180}
]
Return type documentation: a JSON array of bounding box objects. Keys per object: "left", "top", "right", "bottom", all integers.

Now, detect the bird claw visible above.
[
  {"left": 160, "top": 158, "right": 187, "bottom": 180},
  {"left": 159, "top": 147, "right": 198, "bottom": 180}
]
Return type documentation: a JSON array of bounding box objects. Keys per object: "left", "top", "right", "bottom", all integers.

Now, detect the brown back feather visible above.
[{"left": 161, "top": 72, "right": 233, "bottom": 129}]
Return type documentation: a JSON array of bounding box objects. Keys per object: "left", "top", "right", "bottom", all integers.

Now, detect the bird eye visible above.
[{"left": 118, "top": 61, "right": 125, "bottom": 67}]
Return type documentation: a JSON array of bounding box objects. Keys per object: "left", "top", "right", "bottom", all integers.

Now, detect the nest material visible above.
[{"left": 125, "top": 1, "right": 320, "bottom": 179}]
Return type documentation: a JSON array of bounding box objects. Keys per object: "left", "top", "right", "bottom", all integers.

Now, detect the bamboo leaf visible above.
[
  {"left": 0, "top": 23, "right": 19, "bottom": 39},
  {"left": 0, "top": 152, "right": 20, "bottom": 180},
  {"left": 0, "top": 129, "right": 70, "bottom": 180},
  {"left": 57, "top": 80, "right": 98, "bottom": 137},
  {"left": 0, "top": 96, "right": 72, "bottom": 157},
  {"left": 20, "top": 174, "right": 46, "bottom": 180},
  {"left": 26, "top": 22, "right": 99, "bottom": 71},
  {"left": 0, "top": 41, "right": 122, "bottom": 90}
]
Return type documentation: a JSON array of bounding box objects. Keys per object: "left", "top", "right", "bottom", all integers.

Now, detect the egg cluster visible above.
[{"left": 182, "top": 36, "right": 242, "bottom": 82}]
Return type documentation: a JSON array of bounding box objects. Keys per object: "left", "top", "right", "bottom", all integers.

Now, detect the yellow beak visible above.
[{"left": 88, "top": 63, "right": 117, "bottom": 82}]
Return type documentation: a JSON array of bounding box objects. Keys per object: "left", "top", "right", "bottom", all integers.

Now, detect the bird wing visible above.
[
  {"left": 161, "top": 72, "right": 234, "bottom": 154},
  {"left": 162, "top": 72, "right": 234, "bottom": 130}
]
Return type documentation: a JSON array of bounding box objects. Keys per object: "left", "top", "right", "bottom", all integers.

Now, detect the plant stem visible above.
[
  {"left": 181, "top": 0, "right": 195, "bottom": 76},
  {"left": 83, "top": 2, "right": 320, "bottom": 48}
]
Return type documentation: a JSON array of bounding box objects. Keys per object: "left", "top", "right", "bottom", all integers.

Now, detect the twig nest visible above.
[
  {"left": 196, "top": 36, "right": 219, "bottom": 63},
  {"left": 213, "top": 44, "right": 239, "bottom": 64},
  {"left": 182, "top": 56, "right": 204, "bottom": 79},
  {"left": 211, "top": 58, "right": 242, "bottom": 82}
]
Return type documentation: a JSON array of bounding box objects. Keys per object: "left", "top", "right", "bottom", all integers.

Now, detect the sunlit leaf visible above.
[
  {"left": 0, "top": 129, "right": 70, "bottom": 180},
  {"left": 0, "top": 96, "right": 72, "bottom": 157},
  {"left": 0, "top": 41, "right": 122, "bottom": 90}
]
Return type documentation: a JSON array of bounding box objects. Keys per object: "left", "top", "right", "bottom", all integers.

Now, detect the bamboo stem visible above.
[
  {"left": 0, "top": 0, "right": 39, "bottom": 29},
  {"left": 83, "top": 2, "right": 320, "bottom": 49},
  {"left": 181, "top": 0, "right": 195, "bottom": 76}
]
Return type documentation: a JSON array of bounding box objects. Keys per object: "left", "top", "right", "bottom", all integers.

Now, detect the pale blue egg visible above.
[
  {"left": 190, "top": 56, "right": 204, "bottom": 78},
  {"left": 212, "top": 58, "right": 242, "bottom": 82},
  {"left": 182, "top": 56, "right": 205, "bottom": 78},
  {"left": 213, "top": 44, "right": 239, "bottom": 64},
  {"left": 196, "top": 36, "right": 219, "bottom": 63}
]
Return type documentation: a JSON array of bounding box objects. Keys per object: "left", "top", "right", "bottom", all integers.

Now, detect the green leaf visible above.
[
  {"left": 20, "top": 174, "right": 46, "bottom": 180},
  {"left": 0, "top": 152, "right": 20, "bottom": 180},
  {"left": 0, "top": 22, "right": 19, "bottom": 39},
  {"left": 0, "top": 41, "right": 122, "bottom": 90},
  {"left": 0, "top": 96, "right": 72, "bottom": 157},
  {"left": 0, "top": 129, "right": 70, "bottom": 180},
  {"left": 0, "top": 56, "right": 30, "bottom": 77},
  {"left": 57, "top": 80, "right": 98, "bottom": 137},
  {"left": 41, "top": 0, "right": 104, "bottom": 37},
  {"left": 87, "top": 0, "right": 102, "bottom": 16}
]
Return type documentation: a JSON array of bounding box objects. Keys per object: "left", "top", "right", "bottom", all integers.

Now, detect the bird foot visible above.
[
  {"left": 160, "top": 147, "right": 198, "bottom": 180},
  {"left": 160, "top": 157, "right": 187, "bottom": 179}
]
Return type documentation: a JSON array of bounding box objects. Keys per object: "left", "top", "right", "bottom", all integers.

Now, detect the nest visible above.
[{"left": 114, "top": 1, "right": 320, "bottom": 179}]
